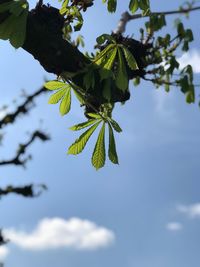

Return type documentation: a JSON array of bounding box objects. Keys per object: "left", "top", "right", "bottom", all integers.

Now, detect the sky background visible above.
[{"left": 0, "top": 0, "right": 200, "bottom": 266}]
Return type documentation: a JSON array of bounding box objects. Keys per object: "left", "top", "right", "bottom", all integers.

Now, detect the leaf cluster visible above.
[{"left": 0, "top": 0, "right": 28, "bottom": 48}]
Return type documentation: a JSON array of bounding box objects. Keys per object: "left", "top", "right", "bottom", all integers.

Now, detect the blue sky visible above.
[{"left": 0, "top": 0, "right": 200, "bottom": 266}]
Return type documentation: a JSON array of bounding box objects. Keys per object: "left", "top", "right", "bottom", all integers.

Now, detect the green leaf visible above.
[
  {"left": 96, "top": 34, "right": 114, "bottom": 45},
  {"left": 68, "top": 121, "right": 101, "bottom": 155},
  {"left": 107, "top": 0, "right": 117, "bottom": 12},
  {"left": 94, "top": 44, "right": 116, "bottom": 65},
  {"left": 44, "top": 81, "right": 66, "bottom": 90},
  {"left": 109, "top": 119, "right": 122, "bottom": 132},
  {"left": 92, "top": 122, "right": 106, "bottom": 170},
  {"left": 59, "top": 88, "right": 71, "bottom": 116},
  {"left": 115, "top": 48, "right": 128, "bottom": 91},
  {"left": 122, "top": 47, "right": 138, "bottom": 70},
  {"left": 186, "top": 87, "right": 195, "bottom": 103},
  {"left": 103, "top": 47, "right": 117, "bottom": 70},
  {"left": 102, "top": 79, "right": 111, "bottom": 101},
  {"left": 86, "top": 113, "right": 102, "bottom": 119},
  {"left": 72, "top": 88, "right": 85, "bottom": 104},
  {"left": 108, "top": 124, "right": 119, "bottom": 164},
  {"left": 9, "top": 7, "right": 28, "bottom": 48},
  {"left": 139, "top": 0, "right": 150, "bottom": 11},
  {"left": 69, "top": 119, "right": 99, "bottom": 131},
  {"left": 0, "top": 0, "right": 29, "bottom": 48},
  {"left": 129, "top": 0, "right": 138, "bottom": 14},
  {"left": 48, "top": 88, "right": 66, "bottom": 104}
]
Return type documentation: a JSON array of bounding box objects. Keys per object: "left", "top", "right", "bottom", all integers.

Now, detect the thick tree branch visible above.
[
  {"left": 0, "top": 130, "right": 50, "bottom": 167},
  {"left": 0, "top": 87, "right": 47, "bottom": 129},
  {"left": 114, "top": 6, "right": 200, "bottom": 34}
]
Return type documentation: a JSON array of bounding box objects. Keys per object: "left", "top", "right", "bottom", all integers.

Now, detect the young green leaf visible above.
[
  {"left": 103, "top": 47, "right": 117, "bottom": 70},
  {"left": 59, "top": 88, "right": 71, "bottom": 116},
  {"left": 44, "top": 81, "right": 67, "bottom": 90},
  {"left": 108, "top": 124, "right": 119, "bottom": 164},
  {"left": 86, "top": 113, "right": 102, "bottom": 119},
  {"left": 115, "top": 48, "right": 128, "bottom": 91},
  {"left": 122, "top": 47, "right": 138, "bottom": 70},
  {"left": 92, "top": 122, "right": 106, "bottom": 170},
  {"left": 107, "top": 0, "right": 117, "bottom": 13},
  {"left": 96, "top": 34, "right": 114, "bottom": 45},
  {"left": 109, "top": 119, "right": 122, "bottom": 133},
  {"left": 68, "top": 121, "right": 101, "bottom": 155},
  {"left": 69, "top": 119, "right": 99, "bottom": 131},
  {"left": 94, "top": 44, "right": 116, "bottom": 65},
  {"left": 129, "top": 0, "right": 138, "bottom": 14},
  {"left": 48, "top": 88, "right": 66, "bottom": 104}
]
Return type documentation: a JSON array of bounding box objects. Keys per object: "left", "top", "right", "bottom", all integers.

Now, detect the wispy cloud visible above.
[
  {"left": 152, "top": 89, "right": 176, "bottom": 122},
  {"left": 178, "top": 50, "right": 200, "bottom": 73},
  {"left": 166, "top": 222, "right": 183, "bottom": 231},
  {"left": 0, "top": 246, "right": 9, "bottom": 261},
  {"left": 177, "top": 203, "right": 200, "bottom": 218},
  {"left": 4, "top": 217, "right": 115, "bottom": 251}
]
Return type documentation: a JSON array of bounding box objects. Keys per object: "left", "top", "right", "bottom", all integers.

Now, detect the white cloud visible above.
[
  {"left": 177, "top": 50, "right": 200, "bottom": 73},
  {"left": 177, "top": 203, "right": 200, "bottom": 218},
  {"left": 0, "top": 246, "right": 9, "bottom": 261},
  {"left": 4, "top": 217, "right": 115, "bottom": 251},
  {"left": 166, "top": 222, "right": 183, "bottom": 231}
]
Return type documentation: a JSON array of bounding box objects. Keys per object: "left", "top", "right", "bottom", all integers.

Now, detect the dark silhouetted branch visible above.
[
  {"left": 0, "top": 184, "right": 47, "bottom": 198},
  {"left": 0, "top": 87, "right": 47, "bottom": 129},
  {"left": 0, "top": 130, "right": 50, "bottom": 167}
]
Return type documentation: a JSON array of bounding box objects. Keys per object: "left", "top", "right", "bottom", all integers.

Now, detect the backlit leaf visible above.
[
  {"left": 92, "top": 122, "right": 106, "bottom": 170},
  {"left": 59, "top": 88, "right": 71, "bottom": 116},
  {"left": 44, "top": 81, "right": 67, "bottom": 90},
  {"left": 69, "top": 119, "right": 100, "bottom": 131},
  {"left": 48, "top": 88, "right": 66, "bottom": 104},
  {"left": 68, "top": 121, "right": 101, "bottom": 155},
  {"left": 108, "top": 124, "right": 119, "bottom": 164},
  {"left": 115, "top": 48, "right": 128, "bottom": 91},
  {"left": 122, "top": 47, "right": 138, "bottom": 70}
]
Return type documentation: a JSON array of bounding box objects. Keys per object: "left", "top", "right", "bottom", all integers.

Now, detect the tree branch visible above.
[
  {"left": 114, "top": 6, "right": 200, "bottom": 34},
  {"left": 0, "top": 87, "right": 47, "bottom": 129},
  {"left": 0, "top": 184, "right": 47, "bottom": 198},
  {"left": 0, "top": 130, "right": 50, "bottom": 167}
]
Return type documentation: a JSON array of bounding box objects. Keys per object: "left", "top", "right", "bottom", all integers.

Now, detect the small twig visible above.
[
  {"left": 0, "top": 130, "right": 50, "bottom": 167},
  {"left": 0, "top": 87, "right": 47, "bottom": 129}
]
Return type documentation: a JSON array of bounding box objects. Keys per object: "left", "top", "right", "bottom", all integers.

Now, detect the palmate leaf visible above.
[
  {"left": 68, "top": 121, "right": 101, "bottom": 155},
  {"left": 115, "top": 48, "right": 128, "bottom": 91},
  {"left": 45, "top": 81, "right": 72, "bottom": 116},
  {"left": 92, "top": 122, "right": 106, "bottom": 170},
  {"left": 122, "top": 47, "right": 138, "bottom": 71},
  {"left": 108, "top": 124, "right": 118, "bottom": 164}
]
